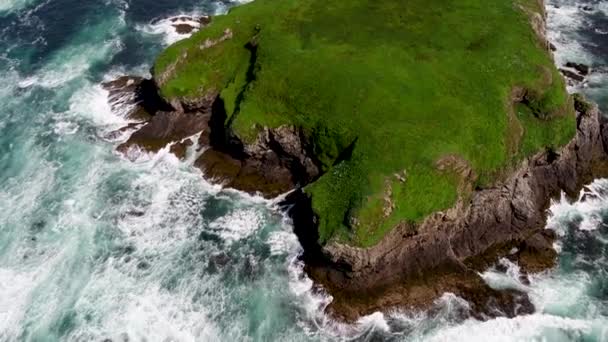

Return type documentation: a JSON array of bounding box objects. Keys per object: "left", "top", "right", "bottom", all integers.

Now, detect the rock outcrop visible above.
[
  {"left": 105, "top": 0, "right": 608, "bottom": 321},
  {"left": 107, "top": 71, "right": 608, "bottom": 321},
  {"left": 108, "top": 77, "right": 320, "bottom": 197},
  {"left": 283, "top": 99, "right": 608, "bottom": 320},
  {"left": 195, "top": 124, "right": 320, "bottom": 197}
]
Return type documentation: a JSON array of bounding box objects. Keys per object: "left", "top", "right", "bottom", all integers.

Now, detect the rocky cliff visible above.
[
  {"left": 287, "top": 98, "right": 608, "bottom": 320},
  {"left": 105, "top": 0, "right": 608, "bottom": 322},
  {"left": 108, "top": 73, "right": 608, "bottom": 320}
]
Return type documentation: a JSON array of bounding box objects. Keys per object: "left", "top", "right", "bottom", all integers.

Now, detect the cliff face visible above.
[
  {"left": 152, "top": 0, "right": 576, "bottom": 248},
  {"left": 291, "top": 100, "right": 608, "bottom": 320},
  {"left": 106, "top": 0, "right": 608, "bottom": 322},
  {"left": 109, "top": 72, "right": 608, "bottom": 320}
]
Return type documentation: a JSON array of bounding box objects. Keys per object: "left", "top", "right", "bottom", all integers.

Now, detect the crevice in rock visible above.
[
  {"left": 226, "top": 30, "right": 261, "bottom": 129},
  {"left": 332, "top": 138, "right": 358, "bottom": 166}
]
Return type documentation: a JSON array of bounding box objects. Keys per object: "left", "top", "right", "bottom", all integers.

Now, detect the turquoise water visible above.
[{"left": 0, "top": 0, "right": 607, "bottom": 341}]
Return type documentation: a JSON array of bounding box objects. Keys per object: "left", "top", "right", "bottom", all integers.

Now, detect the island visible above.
[{"left": 106, "top": 0, "right": 608, "bottom": 321}]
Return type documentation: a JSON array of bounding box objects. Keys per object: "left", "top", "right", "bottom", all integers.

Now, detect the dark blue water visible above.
[
  {"left": 548, "top": 0, "right": 608, "bottom": 109},
  {"left": 0, "top": 0, "right": 607, "bottom": 341}
]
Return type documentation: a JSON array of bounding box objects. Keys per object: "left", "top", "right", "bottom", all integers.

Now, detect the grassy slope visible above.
[{"left": 155, "top": 0, "right": 575, "bottom": 247}]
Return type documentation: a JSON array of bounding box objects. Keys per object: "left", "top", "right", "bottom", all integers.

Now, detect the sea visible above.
[{"left": 0, "top": 0, "right": 606, "bottom": 340}]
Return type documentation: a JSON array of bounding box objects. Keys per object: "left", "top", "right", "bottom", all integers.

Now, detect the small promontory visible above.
[{"left": 111, "top": 0, "right": 608, "bottom": 320}]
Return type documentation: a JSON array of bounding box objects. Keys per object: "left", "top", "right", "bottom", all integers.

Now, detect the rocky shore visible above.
[
  {"left": 105, "top": 0, "right": 608, "bottom": 322},
  {"left": 293, "top": 97, "right": 608, "bottom": 320},
  {"left": 107, "top": 72, "right": 608, "bottom": 320}
]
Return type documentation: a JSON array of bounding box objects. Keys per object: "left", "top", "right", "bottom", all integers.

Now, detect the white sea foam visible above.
[
  {"left": 68, "top": 274, "right": 220, "bottom": 341},
  {"left": 481, "top": 258, "right": 530, "bottom": 292},
  {"left": 209, "top": 207, "right": 263, "bottom": 244},
  {"left": 546, "top": 0, "right": 595, "bottom": 92},
  {"left": 50, "top": 153, "right": 222, "bottom": 341},
  {"left": 529, "top": 271, "right": 593, "bottom": 317},
  {"left": 0, "top": 268, "right": 41, "bottom": 338},
  {"left": 212, "top": 0, "right": 253, "bottom": 16},
  {"left": 547, "top": 179, "right": 608, "bottom": 234},
  {"left": 68, "top": 84, "right": 128, "bottom": 128},
  {"left": 137, "top": 14, "right": 206, "bottom": 45},
  {"left": 136, "top": 0, "right": 254, "bottom": 46},
  {"left": 422, "top": 314, "right": 600, "bottom": 342},
  {"left": 17, "top": 10, "right": 125, "bottom": 89},
  {"left": 599, "top": 2, "right": 608, "bottom": 17},
  {"left": 0, "top": 0, "right": 35, "bottom": 13}
]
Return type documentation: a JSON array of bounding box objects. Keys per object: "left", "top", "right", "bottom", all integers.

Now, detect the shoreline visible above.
[
  {"left": 288, "top": 99, "right": 608, "bottom": 320},
  {"left": 105, "top": 0, "right": 608, "bottom": 322}
]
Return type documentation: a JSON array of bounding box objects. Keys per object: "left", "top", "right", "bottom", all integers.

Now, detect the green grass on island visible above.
[{"left": 154, "top": 0, "right": 576, "bottom": 247}]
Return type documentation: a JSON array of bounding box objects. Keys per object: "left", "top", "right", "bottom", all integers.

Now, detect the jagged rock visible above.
[
  {"left": 117, "top": 111, "right": 211, "bottom": 153},
  {"left": 194, "top": 125, "right": 320, "bottom": 197},
  {"left": 170, "top": 15, "right": 212, "bottom": 34},
  {"left": 565, "top": 61, "right": 590, "bottom": 75},
  {"left": 102, "top": 76, "right": 172, "bottom": 121},
  {"left": 107, "top": 68, "right": 606, "bottom": 322},
  {"left": 550, "top": 42, "right": 557, "bottom": 51},
  {"left": 169, "top": 139, "right": 194, "bottom": 159},
  {"left": 560, "top": 68, "right": 585, "bottom": 82}
]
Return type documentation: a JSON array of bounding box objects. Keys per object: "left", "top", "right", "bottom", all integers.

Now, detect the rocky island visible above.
[{"left": 109, "top": 0, "right": 608, "bottom": 321}]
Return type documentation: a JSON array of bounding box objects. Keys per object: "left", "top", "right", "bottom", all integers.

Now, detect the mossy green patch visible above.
[{"left": 154, "top": 0, "right": 575, "bottom": 247}]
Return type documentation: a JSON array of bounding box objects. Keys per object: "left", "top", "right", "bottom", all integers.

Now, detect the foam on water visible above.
[
  {"left": 136, "top": 0, "right": 254, "bottom": 46},
  {"left": 0, "top": 0, "right": 35, "bottom": 13},
  {"left": 548, "top": 179, "right": 608, "bottom": 234},
  {"left": 17, "top": 17, "right": 125, "bottom": 89},
  {"left": 481, "top": 258, "right": 530, "bottom": 292},
  {"left": 422, "top": 314, "right": 603, "bottom": 342},
  {"left": 137, "top": 15, "right": 206, "bottom": 46},
  {"left": 547, "top": 1, "right": 592, "bottom": 65}
]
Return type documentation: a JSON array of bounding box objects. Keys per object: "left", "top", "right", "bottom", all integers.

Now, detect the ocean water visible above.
[{"left": 0, "top": 0, "right": 606, "bottom": 341}]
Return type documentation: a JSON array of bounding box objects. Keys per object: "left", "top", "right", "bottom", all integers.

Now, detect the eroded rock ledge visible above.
[
  {"left": 109, "top": 77, "right": 320, "bottom": 198},
  {"left": 108, "top": 76, "right": 608, "bottom": 321}
]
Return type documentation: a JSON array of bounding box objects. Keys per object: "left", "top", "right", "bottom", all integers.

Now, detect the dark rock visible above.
[
  {"left": 194, "top": 147, "right": 298, "bottom": 198},
  {"left": 190, "top": 97, "right": 321, "bottom": 197},
  {"left": 207, "top": 252, "right": 231, "bottom": 273},
  {"left": 137, "top": 261, "right": 150, "bottom": 270},
  {"left": 565, "top": 62, "right": 590, "bottom": 75},
  {"left": 169, "top": 139, "right": 194, "bottom": 159},
  {"left": 169, "top": 16, "right": 212, "bottom": 35},
  {"left": 104, "top": 122, "right": 142, "bottom": 141},
  {"left": 550, "top": 42, "right": 557, "bottom": 51},
  {"left": 521, "top": 230, "right": 557, "bottom": 269},
  {"left": 173, "top": 24, "right": 196, "bottom": 34},
  {"left": 196, "top": 149, "right": 243, "bottom": 182},
  {"left": 560, "top": 68, "right": 585, "bottom": 82},
  {"left": 117, "top": 111, "right": 211, "bottom": 154}
]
